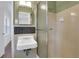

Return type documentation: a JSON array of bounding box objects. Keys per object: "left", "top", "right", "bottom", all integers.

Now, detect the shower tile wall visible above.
[
  {"left": 56, "top": 4, "right": 79, "bottom": 58},
  {"left": 48, "top": 2, "right": 79, "bottom": 58},
  {"left": 48, "top": 12, "right": 56, "bottom": 58}
]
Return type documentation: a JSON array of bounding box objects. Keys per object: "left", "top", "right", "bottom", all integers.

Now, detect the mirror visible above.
[
  {"left": 18, "top": 1, "right": 32, "bottom": 24},
  {"left": 14, "top": 1, "right": 35, "bottom": 25},
  {"left": 18, "top": 12, "right": 32, "bottom": 24}
]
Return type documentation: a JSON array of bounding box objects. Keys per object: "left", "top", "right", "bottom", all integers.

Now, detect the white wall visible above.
[
  {"left": 0, "top": 2, "right": 5, "bottom": 57},
  {"left": 1, "top": 2, "right": 14, "bottom": 57},
  {"left": 3, "top": 2, "right": 12, "bottom": 47}
]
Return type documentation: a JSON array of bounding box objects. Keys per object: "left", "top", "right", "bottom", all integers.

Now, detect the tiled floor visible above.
[{"left": 3, "top": 42, "right": 12, "bottom": 58}]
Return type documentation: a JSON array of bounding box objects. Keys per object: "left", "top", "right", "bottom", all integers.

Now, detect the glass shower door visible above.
[{"left": 37, "top": 1, "right": 48, "bottom": 58}]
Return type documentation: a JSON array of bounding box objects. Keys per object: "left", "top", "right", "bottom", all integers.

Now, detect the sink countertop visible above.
[{"left": 17, "top": 35, "right": 37, "bottom": 50}]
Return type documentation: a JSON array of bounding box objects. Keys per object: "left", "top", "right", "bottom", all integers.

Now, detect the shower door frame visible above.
[{"left": 36, "top": 1, "right": 49, "bottom": 58}]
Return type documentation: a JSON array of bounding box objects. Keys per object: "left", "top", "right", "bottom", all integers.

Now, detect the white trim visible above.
[{"left": 11, "top": 2, "right": 14, "bottom": 58}]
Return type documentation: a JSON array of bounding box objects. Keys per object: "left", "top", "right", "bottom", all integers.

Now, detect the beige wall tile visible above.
[
  {"left": 56, "top": 4, "right": 79, "bottom": 57},
  {"left": 48, "top": 12, "right": 56, "bottom": 57}
]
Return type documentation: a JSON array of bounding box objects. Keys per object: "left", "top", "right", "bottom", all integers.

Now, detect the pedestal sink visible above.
[{"left": 17, "top": 35, "right": 37, "bottom": 50}]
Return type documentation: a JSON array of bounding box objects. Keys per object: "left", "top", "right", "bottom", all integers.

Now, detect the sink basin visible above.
[{"left": 17, "top": 35, "right": 37, "bottom": 50}]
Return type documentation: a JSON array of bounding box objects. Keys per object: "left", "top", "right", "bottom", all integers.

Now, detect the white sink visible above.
[{"left": 17, "top": 35, "right": 37, "bottom": 50}]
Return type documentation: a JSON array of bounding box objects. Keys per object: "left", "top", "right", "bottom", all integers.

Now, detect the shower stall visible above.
[
  {"left": 37, "top": 1, "right": 48, "bottom": 58},
  {"left": 37, "top": 1, "right": 79, "bottom": 58},
  {"left": 36, "top": 1, "right": 56, "bottom": 58}
]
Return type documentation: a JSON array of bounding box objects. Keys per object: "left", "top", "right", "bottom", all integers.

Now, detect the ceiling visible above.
[
  {"left": 48, "top": 1, "right": 79, "bottom": 13},
  {"left": 48, "top": 1, "right": 56, "bottom": 13}
]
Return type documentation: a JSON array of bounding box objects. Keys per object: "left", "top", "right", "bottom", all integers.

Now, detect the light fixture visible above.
[
  {"left": 70, "top": 13, "right": 76, "bottom": 16},
  {"left": 40, "top": 4, "right": 47, "bottom": 10},
  {"left": 25, "top": 2, "right": 32, "bottom": 7},
  {"left": 19, "top": 1, "right": 32, "bottom": 8},
  {"left": 15, "top": 19, "right": 18, "bottom": 24},
  {"left": 19, "top": 1, "right": 25, "bottom": 6}
]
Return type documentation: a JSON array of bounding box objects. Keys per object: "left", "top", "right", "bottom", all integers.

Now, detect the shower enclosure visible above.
[
  {"left": 37, "top": 1, "right": 48, "bottom": 58},
  {"left": 37, "top": 1, "right": 56, "bottom": 58},
  {"left": 37, "top": 1, "right": 79, "bottom": 58}
]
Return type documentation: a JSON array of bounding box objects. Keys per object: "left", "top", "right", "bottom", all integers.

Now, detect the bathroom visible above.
[{"left": 0, "top": 1, "right": 79, "bottom": 58}]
